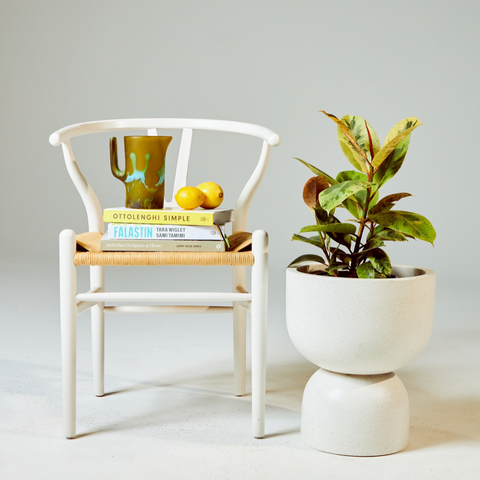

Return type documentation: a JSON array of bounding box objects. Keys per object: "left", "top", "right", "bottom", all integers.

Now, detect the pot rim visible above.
[{"left": 287, "top": 264, "right": 435, "bottom": 282}]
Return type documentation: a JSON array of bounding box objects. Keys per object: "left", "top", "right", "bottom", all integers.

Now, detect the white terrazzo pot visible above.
[
  {"left": 286, "top": 265, "right": 436, "bottom": 375},
  {"left": 286, "top": 264, "right": 436, "bottom": 456}
]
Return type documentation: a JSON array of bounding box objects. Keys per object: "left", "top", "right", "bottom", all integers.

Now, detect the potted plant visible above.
[{"left": 285, "top": 111, "right": 437, "bottom": 456}]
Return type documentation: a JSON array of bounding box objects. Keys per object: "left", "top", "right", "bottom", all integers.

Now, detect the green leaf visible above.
[
  {"left": 326, "top": 262, "right": 350, "bottom": 275},
  {"left": 375, "top": 228, "right": 408, "bottom": 242},
  {"left": 357, "top": 262, "right": 376, "bottom": 278},
  {"left": 324, "top": 234, "right": 331, "bottom": 251},
  {"left": 357, "top": 237, "right": 385, "bottom": 254},
  {"left": 369, "top": 193, "right": 412, "bottom": 215},
  {"left": 312, "top": 207, "right": 354, "bottom": 249},
  {"left": 369, "top": 210, "right": 436, "bottom": 244},
  {"left": 287, "top": 254, "right": 326, "bottom": 269},
  {"left": 336, "top": 170, "right": 367, "bottom": 183},
  {"left": 368, "top": 248, "right": 392, "bottom": 276},
  {"left": 330, "top": 248, "right": 351, "bottom": 264},
  {"left": 336, "top": 170, "right": 379, "bottom": 218},
  {"left": 292, "top": 234, "right": 324, "bottom": 249},
  {"left": 373, "top": 137, "right": 409, "bottom": 188},
  {"left": 330, "top": 232, "right": 353, "bottom": 250},
  {"left": 342, "top": 198, "right": 362, "bottom": 219},
  {"left": 319, "top": 181, "right": 374, "bottom": 212},
  {"left": 314, "top": 206, "right": 332, "bottom": 225},
  {"left": 294, "top": 158, "right": 337, "bottom": 185},
  {"left": 299, "top": 223, "right": 357, "bottom": 234},
  {"left": 372, "top": 118, "right": 422, "bottom": 170}
]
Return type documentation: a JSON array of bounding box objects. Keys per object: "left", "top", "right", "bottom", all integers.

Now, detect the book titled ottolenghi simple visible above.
[{"left": 103, "top": 207, "right": 234, "bottom": 226}]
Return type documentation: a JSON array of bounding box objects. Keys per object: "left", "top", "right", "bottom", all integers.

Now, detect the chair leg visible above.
[
  {"left": 233, "top": 265, "right": 247, "bottom": 396},
  {"left": 251, "top": 230, "right": 268, "bottom": 439},
  {"left": 59, "top": 229, "right": 78, "bottom": 439},
  {"left": 90, "top": 265, "right": 105, "bottom": 397}
]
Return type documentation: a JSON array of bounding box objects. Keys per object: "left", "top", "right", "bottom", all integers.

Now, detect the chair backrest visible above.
[{"left": 49, "top": 119, "right": 281, "bottom": 234}]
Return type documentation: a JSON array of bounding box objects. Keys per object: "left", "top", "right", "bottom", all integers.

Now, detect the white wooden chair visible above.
[{"left": 49, "top": 119, "right": 281, "bottom": 439}]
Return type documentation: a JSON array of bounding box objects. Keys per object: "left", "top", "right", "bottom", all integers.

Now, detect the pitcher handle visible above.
[{"left": 110, "top": 137, "right": 127, "bottom": 182}]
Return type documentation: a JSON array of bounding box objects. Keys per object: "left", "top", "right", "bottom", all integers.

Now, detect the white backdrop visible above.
[{"left": 1, "top": 0, "right": 479, "bottom": 289}]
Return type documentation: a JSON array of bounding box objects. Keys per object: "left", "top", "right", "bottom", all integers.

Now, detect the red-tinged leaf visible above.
[
  {"left": 369, "top": 193, "right": 412, "bottom": 215},
  {"left": 303, "top": 176, "right": 330, "bottom": 209},
  {"left": 287, "top": 254, "right": 326, "bottom": 269}
]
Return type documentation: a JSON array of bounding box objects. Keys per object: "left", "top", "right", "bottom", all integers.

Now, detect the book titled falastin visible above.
[
  {"left": 107, "top": 223, "right": 225, "bottom": 240},
  {"left": 103, "top": 207, "right": 234, "bottom": 226}
]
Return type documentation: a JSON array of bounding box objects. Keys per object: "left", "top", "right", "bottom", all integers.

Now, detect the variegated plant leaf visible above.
[
  {"left": 326, "top": 262, "right": 350, "bottom": 276},
  {"left": 373, "top": 118, "right": 420, "bottom": 187},
  {"left": 319, "top": 181, "right": 374, "bottom": 212},
  {"left": 356, "top": 262, "right": 376, "bottom": 278},
  {"left": 299, "top": 223, "right": 357, "bottom": 234},
  {"left": 369, "top": 193, "right": 412, "bottom": 215},
  {"left": 287, "top": 254, "right": 326, "bottom": 268},
  {"left": 330, "top": 248, "right": 351, "bottom": 264},
  {"left": 338, "top": 115, "right": 381, "bottom": 168},
  {"left": 368, "top": 248, "right": 392, "bottom": 276},
  {"left": 336, "top": 172, "right": 364, "bottom": 219},
  {"left": 359, "top": 237, "right": 386, "bottom": 253},
  {"left": 369, "top": 210, "right": 436, "bottom": 244},
  {"left": 320, "top": 111, "right": 369, "bottom": 172},
  {"left": 291, "top": 234, "right": 325, "bottom": 249},
  {"left": 372, "top": 118, "right": 422, "bottom": 169},
  {"left": 336, "top": 170, "right": 367, "bottom": 183},
  {"left": 330, "top": 233, "right": 353, "bottom": 249},
  {"left": 375, "top": 228, "right": 408, "bottom": 242},
  {"left": 314, "top": 206, "right": 331, "bottom": 225},
  {"left": 336, "top": 170, "right": 379, "bottom": 218},
  {"left": 294, "top": 158, "right": 337, "bottom": 185}
]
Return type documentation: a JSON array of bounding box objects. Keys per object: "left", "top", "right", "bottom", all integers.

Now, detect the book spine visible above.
[
  {"left": 100, "top": 239, "right": 226, "bottom": 252},
  {"left": 103, "top": 210, "right": 214, "bottom": 225},
  {"left": 107, "top": 224, "right": 224, "bottom": 240}
]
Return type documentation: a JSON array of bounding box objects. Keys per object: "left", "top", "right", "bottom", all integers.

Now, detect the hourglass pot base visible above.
[{"left": 301, "top": 368, "right": 409, "bottom": 456}]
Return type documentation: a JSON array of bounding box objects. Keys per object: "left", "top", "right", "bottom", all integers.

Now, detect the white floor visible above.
[{"left": 1, "top": 259, "right": 479, "bottom": 479}]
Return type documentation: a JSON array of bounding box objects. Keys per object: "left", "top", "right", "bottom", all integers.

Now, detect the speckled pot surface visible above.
[
  {"left": 286, "top": 265, "right": 436, "bottom": 375},
  {"left": 301, "top": 369, "right": 410, "bottom": 456}
]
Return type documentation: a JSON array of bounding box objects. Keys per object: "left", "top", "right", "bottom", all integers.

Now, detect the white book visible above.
[
  {"left": 100, "top": 234, "right": 226, "bottom": 252},
  {"left": 107, "top": 223, "right": 225, "bottom": 241}
]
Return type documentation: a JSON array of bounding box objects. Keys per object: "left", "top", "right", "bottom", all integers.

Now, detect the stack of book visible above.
[{"left": 100, "top": 207, "right": 234, "bottom": 252}]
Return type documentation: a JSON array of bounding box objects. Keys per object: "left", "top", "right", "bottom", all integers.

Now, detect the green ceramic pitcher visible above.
[{"left": 110, "top": 136, "right": 172, "bottom": 209}]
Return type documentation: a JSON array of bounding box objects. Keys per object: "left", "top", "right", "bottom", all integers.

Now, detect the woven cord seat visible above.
[
  {"left": 74, "top": 231, "right": 255, "bottom": 266},
  {"left": 74, "top": 250, "right": 255, "bottom": 267}
]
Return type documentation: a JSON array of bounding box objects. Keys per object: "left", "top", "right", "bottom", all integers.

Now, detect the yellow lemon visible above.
[
  {"left": 174, "top": 186, "right": 206, "bottom": 210},
  {"left": 197, "top": 182, "right": 224, "bottom": 209}
]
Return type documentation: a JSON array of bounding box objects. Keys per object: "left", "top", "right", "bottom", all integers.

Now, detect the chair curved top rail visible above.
[
  {"left": 50, "top": 117, "right": 280, "bottom": 234},
  {"left": 49, "top": 118, "right": 281, "bottom": 147}
]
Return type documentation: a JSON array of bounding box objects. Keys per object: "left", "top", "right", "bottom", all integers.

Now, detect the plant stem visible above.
[
  {"left": 321, "top": 233, "right": 331, "bottom": 263},
  {"left": 351, "top": 167, "right": 374, "bottom": 271}
]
